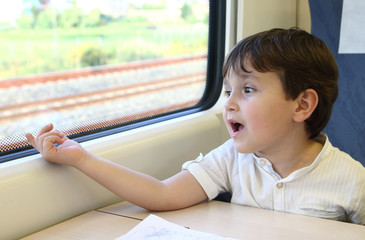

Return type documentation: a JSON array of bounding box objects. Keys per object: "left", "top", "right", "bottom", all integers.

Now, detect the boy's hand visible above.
[{"left": 25, "top": 124, "right": 86, "bottom": 167}]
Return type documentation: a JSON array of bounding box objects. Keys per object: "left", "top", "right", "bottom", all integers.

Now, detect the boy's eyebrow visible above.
[
  {"left": 224, "top": 71, "right": 258, "bottom": 84},
  {"left": 240, "top": 71, "right": 257, "bottom": 79},
  {"left": 223, "top": 78, "right": 230, "bottom": 88}
]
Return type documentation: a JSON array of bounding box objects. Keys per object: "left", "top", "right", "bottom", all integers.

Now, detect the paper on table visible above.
[{"left": 116, "top": 214, "right": 238, "bottom": 240}]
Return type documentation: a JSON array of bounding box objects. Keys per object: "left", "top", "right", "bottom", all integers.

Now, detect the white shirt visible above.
[{"left": 182, "top": 134, "right": 365, "bottom": 224}]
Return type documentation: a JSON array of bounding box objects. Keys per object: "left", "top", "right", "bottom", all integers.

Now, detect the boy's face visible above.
[{"left": 223, "top": 60, "right": 299, "bottom": 156}]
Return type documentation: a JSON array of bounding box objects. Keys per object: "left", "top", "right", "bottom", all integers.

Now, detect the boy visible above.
[{"left": 26, "top": 27, "right": 365, "bottom": 224}]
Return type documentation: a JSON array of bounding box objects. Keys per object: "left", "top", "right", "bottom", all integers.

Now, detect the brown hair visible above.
[{"left": 223, "top": 27, "right": 338, "bottom": 138}]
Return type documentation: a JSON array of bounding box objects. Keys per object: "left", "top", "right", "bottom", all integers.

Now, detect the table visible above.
[{"left": 21, "top": 200, "right": 365, "bottom": 240}]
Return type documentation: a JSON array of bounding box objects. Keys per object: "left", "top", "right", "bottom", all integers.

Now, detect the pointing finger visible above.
[
  {"left": 25, "top": 132, "right": 37, "bottom": 150},
  {"left": 37, "top": 123, "right": 54, "bottom": 139}
]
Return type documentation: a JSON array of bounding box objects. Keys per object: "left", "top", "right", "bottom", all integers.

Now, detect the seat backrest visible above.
[{"left": 309, "top": 0, "right": 365, "bottom": 166}]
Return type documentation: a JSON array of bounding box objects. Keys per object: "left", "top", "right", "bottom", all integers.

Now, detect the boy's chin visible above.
[{"left": 232, "top": 141, "right": 255, "bottom": 154}]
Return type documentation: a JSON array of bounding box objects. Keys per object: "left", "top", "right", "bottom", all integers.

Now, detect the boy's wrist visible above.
[{"left": 72, "top": 150, "right": 94, "bottom": 170}]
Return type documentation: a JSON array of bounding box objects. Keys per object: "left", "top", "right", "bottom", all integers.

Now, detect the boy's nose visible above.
[{"left": 224, "top": 95, "right": 239, "bottom": 112}]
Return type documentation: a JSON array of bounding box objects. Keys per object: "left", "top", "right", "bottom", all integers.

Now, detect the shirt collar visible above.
[{"left": 251, "top": 133, "right": 331, "bottom": 182}]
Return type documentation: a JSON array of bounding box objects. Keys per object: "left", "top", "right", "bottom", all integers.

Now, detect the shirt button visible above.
[
  {"left": 260, "top": 160, "right": 266, "bottom": 166},
  {"left": 276, "top": 182, "right": 283, "bottom": 188}
]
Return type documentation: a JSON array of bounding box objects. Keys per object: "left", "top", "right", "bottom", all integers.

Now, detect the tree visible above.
[
  {"left": 59, "top": 7, "right": 82, "bottom": 28},
  {"left": 83, "top": 9, "right": 103, "bottom": 27},
  {"left": 17, "top": 13, "right": 33, "bottom": 29},
  {"left": 24, "top": 0, "right": 51, "bottom": 28},
  {"left": 35, "top": 8, "right": 56, "bottom": 29},
  {"left": 181, "top": 3, "right": 193, "bottom": 21}
]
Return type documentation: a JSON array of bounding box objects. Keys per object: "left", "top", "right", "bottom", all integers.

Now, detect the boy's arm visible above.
[
  {"left": 25, "top": 124, "right": 208, "bottom": 211},
  {"left": 76, "top": 154, "right": 208, "bottom": 211}
]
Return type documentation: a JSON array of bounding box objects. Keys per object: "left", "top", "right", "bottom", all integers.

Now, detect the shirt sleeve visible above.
[
  {"left": 182, "top": 140, "right": 236, "bottom": 200},
  {"left": 350, "top": 175, "right": 365, "bottom": 225}
]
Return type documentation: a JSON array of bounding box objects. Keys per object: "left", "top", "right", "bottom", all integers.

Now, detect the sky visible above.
[
  {"left": 0, "top": 0, "right": 197, "bottom": 23},
  {"left": 0, "top": 0, "right": 113, "bottom": 22},
  {"left": 0, "top": 0, "right": 23, "bottom": 22}
]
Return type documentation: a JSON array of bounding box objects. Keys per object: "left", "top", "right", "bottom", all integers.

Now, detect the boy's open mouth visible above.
[{"left": 230, "top": 122, "right": 244, "bottom": 133}]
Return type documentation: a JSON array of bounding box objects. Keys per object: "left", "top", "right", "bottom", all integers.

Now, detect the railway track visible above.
[
  {"left": 0, "top": 55, "right": 207, "bottom": 154},
  {"left": 0, "top": 73, "right": 205, "bottom": 121}
]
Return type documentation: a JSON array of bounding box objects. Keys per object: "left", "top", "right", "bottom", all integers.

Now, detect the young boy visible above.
[{"left": 25, "top": 27, "right": 365, "bottom": 224}]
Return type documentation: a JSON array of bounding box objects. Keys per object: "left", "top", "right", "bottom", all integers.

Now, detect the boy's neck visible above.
[{"left": 255, "top": 136, "right": 324, "bottom": 179}]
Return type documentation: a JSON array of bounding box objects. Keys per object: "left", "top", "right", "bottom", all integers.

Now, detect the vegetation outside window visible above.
[{"left": 0, "top": 0, "right": 225, "bottom": 162}]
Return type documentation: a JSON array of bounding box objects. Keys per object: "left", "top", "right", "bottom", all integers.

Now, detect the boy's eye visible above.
[
  {"left": 244, "top": 87, "right": 255, "bottom": 94},
  {"left": 224, "top": 91, "right": 231, "bottom": 97}
]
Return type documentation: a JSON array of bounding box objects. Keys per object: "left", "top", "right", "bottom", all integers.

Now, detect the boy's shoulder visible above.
[{"left": 320, "top": 134, "right": 365, "bottom": 179}]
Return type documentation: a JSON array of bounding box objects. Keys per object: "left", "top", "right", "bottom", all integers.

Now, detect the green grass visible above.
[{"left": 0, "top": 22, "right": 208, "bottom": 79}]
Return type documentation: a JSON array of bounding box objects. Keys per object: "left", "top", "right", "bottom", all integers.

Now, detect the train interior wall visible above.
[{"left": 1, "top": 1, "right": 312, "bottom": 239}]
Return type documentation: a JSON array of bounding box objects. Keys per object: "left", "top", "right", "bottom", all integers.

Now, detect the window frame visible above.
[{"left": 0, "top": 0, "right": 226, "bottom": 163}]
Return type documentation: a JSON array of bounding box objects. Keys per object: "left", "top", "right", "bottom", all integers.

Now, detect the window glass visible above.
[{"left": 0, "top": 0, "right": 216, "bottom": 160}]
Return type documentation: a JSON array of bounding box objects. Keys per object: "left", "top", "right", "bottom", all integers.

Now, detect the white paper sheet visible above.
[{"left": 116, "top": 214, "right": 238, "bottom": 240}]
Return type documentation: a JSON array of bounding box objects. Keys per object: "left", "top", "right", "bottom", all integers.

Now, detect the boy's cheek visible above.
[{"left": 222, "top": 112, "right": 230, "bottom": 130}]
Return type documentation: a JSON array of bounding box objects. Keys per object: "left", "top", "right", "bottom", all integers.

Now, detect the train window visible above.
[{"left": 0, "top": 0, "right": 225, "bottom": 162}]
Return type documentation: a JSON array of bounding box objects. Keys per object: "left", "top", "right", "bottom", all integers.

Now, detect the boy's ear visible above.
[{"left": 293, "top": 89, "right": 318, "bottom": 123}]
